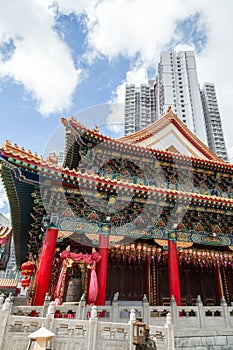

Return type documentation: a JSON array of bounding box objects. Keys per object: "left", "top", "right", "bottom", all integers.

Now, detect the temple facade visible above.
[{"left": 1, "top": 109, "right": 233, "bottom": 308}]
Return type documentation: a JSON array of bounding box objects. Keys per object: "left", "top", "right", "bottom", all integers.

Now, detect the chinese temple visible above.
[{"left": 1, "top": 108, "right": 233, "bottom": 308}]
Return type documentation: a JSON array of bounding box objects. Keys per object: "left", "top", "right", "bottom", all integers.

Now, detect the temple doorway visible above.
[
  {"left": 106, "top": 260, "right": 147, "bottom": 301},
  {"left": 157, "top": 264, "right": 220, "bottom": 306}
]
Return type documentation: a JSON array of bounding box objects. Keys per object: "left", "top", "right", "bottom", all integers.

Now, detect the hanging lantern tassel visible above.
[{"left": 88, "top": 262, "right": 98, "bottom": 304}]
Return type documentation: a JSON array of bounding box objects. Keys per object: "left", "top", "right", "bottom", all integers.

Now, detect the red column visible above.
[
  {"left": 33, "top": 227, "right": 58, "bottom": 306},
  {"left": 95, "top": 234, "right": 109, "bottom": 305},
  {"left": 168, "top": 239, "right": 181, "bottom": 306}
]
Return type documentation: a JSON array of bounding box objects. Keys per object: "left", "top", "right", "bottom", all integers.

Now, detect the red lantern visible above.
[
  {"left": 21, "top": 277, "right": 31, "bottom": 288},
  {"left": 21, "top": 261, "right": 35, "bottom": 277}
]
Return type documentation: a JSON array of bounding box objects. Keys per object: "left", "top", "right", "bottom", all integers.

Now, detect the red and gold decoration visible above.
[
  {"left": 54, "top": 249, "right": 101, "bottom": 305},
  {"left": 111, "top": 243, "right": 233, "bottom": 268},
  {"left": 20, "top": 261, "right": 35, "bottom": 289},
  {"left": 21, "top": 277, "right": 31, "bottom": 288},
  {"left": 111, "top": 243, "right": 163, "bottom": 263},
  {"left": 4, "top": 108, "right": 233, "bottom": 307},
  {"left": 155, "top": 239, "right": 193, "bottom": 249},
  {"left": 178, "top": 248, "right": 233, "bottom": 268},
  {"left": 21, "top": 261, "right": 35, "bottom": 277}
]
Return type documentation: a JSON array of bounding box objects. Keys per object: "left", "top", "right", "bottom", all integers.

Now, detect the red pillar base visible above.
[{"left": 168, "top": 239, "right": 181, "bottom": 306}]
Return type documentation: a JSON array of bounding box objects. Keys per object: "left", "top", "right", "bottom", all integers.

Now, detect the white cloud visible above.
[
  {"left": 55, "top": 0, "right": 200, "bottom": 64},
  {"left": 1, "top": 0, "right": 233, "bottom": 155},
  {"left": 54, "top": 0, "right": 97, "bottom": 16},
  {"left": 106, "top": 103, "right": 124, "bottom": 134},
  {"left": 174, "top": 44, "right": 195, "bottom": 52},
  {"left": 84, "top": 0, "right": 197, "bottom": 63},
  {"left": 73, "top": 0, "right": 233, "bottom": 154},
  {"left": 194, "top": 1, "right": 233, "bottom": 152},
  {"left": 0, "top": 0, "right": 80, "bottom": 115}
]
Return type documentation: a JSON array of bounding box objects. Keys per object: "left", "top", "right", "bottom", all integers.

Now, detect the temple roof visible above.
[
  {"left": 0, "top": 278, "right": 18, "bottom": 289},
  {"left": 0, "top": 140, "right": 232, "bottom": 206},
  {"left": 0, "top": 110, "right": 233, "bottom": 265},
  {"left": 62, "top": 111, "right": 226, "bottom": 172},
  {"left": 120, "top": 108, "right": 222, "bottom": 162}
]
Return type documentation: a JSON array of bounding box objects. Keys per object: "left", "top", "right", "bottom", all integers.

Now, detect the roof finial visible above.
[
  {"left": 93, "top": 125, "right": 99, "bottom": 133},
  {"left": 167, "top": 106, "right": 172, "bottom": 113}
]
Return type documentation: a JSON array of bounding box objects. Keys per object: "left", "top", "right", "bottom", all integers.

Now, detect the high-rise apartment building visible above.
[
  {"left": 124, "top": 81, "right": 156, "bottom": 135},
  {"left": 156, "top": 51, "right": 208, "bottom": 145},
  {"left": 201, "top": 83, "right": 228, "bottom": 162},
  {"left": 124, "top": 51, "right": 228, "bottom": 162}
]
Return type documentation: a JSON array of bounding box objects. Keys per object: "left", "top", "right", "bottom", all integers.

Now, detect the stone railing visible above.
[
  {"left": 170, "top": 295, "right": 233, "bottom": 329},
  {"left": 9, "top": 294, "right": 233, "bottom": 329},
  {"left": 11, "top": 302, "right": 170, "bottom": 327},
  {"left": 0, "top": 296, "right": 173, "bottom": 350},
  {"left": 1, "top": 314, "right": 132, "bottom": 350},
  {"left": 2, "top": 293, "right": 233, "bottom": 349}
]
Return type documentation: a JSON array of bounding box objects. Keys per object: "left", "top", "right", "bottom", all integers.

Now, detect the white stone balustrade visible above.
[
  {"left": 2, "top": 295, "right": 233, "bottom": 349},
  {"left": 0, "top": 299, "right": 171, "bottom": 350},
  {"left": 8, "top": 295, "right": 233, "bottom": 329}
]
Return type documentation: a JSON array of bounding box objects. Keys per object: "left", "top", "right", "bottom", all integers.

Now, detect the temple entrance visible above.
[
  {"left": 157, "top": 264, "right": 220, "bottom": 306},
  {"left": 106, "top": 259, "right": 223, "bottom": 305},
  {"left": 106, "top": 260, "right": 147, "bottom": 301}
]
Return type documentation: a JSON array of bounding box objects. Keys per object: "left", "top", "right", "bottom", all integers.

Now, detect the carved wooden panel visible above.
[
  {"left": 107, "top": 261, "right": 146, "bottom": 301},
  {"left": 157, "top": 266, "right": 169, "bottom": 305},
  {"left": 189, "top": 270, "right": 201, "bottom": 297},
  {"left": 179, "top": 268, "right": 201, "bottom": 305},
  {"left": 200, "top": 269, "right": 219, "bottom": 305},
  {"left": 179, "top": 270, "right": 187, "bottom": 298},
  {"left": 157, "top": 265, "right": 219, "bottom": 306}
]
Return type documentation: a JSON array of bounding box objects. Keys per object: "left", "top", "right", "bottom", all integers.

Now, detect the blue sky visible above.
[{"left": 0, "top": 0, "right": 233, "bottom": 216}]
